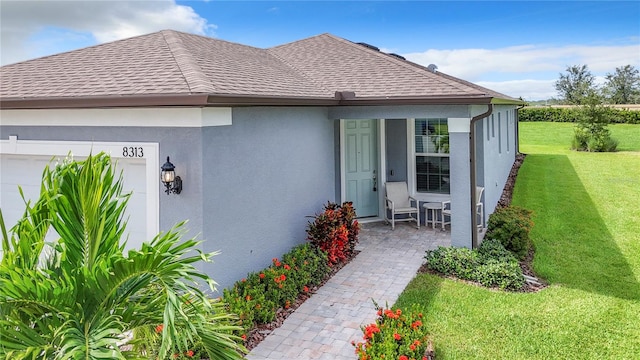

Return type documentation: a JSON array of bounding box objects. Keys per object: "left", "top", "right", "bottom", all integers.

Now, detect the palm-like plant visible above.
[{"left": 0, "top": 153, "right": 246, "bottom": 359}]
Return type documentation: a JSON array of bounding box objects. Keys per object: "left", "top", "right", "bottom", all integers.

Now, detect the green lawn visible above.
[{"left": 396, "top": 122, "right": 640, "bottom": 359}]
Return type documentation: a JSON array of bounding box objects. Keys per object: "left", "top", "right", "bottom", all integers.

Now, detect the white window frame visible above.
[{"left": 407, "top": 118, "right": 451, "bottom": 199}]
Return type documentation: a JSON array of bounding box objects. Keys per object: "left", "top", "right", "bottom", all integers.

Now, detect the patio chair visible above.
[
  {"left": 384, "top": 182, "right": 420, "bottom": 230},
  {"left": 442, "top": 186, "right": 485, "bottom": 230}
]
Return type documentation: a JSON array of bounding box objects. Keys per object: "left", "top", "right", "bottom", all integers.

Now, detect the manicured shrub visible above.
[
  {"left": 519, "top": 106, "right": 640, "bottom": 124},
  {"left": 485, "top": 206, "right": 534, "bottom": 260},
  {"left": 353, "top": 303, "right": 434, "bottom": 360},
  {"left": 475, "top": 259, "right": 525, "bottom": 291},
  {"left": 223, "top": 243, "right": 330, "bottom": 333},
  {"left": 424, "top": 246, "right": 479, "bottom": 279},
  {"left": 425, "top": 239, "right": 525, "bottom": 291},
  {"left": 306, "top": 201, "right": 360, "bottom": 265}
]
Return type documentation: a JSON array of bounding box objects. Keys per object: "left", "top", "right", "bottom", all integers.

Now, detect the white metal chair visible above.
[
  {"left": 384, "top": 182, "right": 420, "bottom": 230},
  {"left": 442, "top": 186, "right": 485, "bottom": 230}
]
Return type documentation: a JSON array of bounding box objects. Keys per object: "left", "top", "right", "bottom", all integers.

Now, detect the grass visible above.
[{"left": 395, "top": 122, "right": 640, "bottom": 359}]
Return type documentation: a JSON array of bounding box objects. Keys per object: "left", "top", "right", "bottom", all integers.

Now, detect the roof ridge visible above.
[
  {"left": 161, "top": 30, "right": 217, "bottom": 93},
  {"left": 267, "top": 34, "right": 336, "bottom": 96}
]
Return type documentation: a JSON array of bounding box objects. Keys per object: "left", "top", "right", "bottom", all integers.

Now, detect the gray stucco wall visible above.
[
  {"left": 0, "top": 125, "right": 205, "bottom": 244},
  {"left": 201, "top": 107, "right": 336, "bottom": 291},
  {"left": 478, "top": 106, "right": 517, "bottom": 221},
  {"left": 329, "top": 105, "right": 471, "bottom": 120}
]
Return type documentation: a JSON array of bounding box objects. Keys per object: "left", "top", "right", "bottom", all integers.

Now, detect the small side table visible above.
[{"left": 423, "top": 202, "right": 444, "bottom": 229}]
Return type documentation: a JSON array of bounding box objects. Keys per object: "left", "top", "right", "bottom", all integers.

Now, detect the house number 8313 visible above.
[{"left": 122, "top": 146, "right": 144, "bottom": 158}]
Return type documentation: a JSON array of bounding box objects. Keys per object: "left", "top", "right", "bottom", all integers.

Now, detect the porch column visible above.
[{"left": 448, "top": 118, "right": 472, "bottom": 248}]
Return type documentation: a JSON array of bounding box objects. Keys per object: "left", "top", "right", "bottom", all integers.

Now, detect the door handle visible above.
[{"left": 372, "top": 170, "right": 377, "bottom": 192}]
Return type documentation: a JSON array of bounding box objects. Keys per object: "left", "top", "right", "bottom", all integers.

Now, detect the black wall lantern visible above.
[{"left": 160, "top": 156, "right": 182, "bottom": 195}]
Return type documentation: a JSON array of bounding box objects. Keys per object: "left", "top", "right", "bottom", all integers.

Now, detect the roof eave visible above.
[
  {"left": 0, "top": 93, "right": 525, "bottom": 110},
  {"left": 0, "top": 94, "right": 211, "bottom": 110}
]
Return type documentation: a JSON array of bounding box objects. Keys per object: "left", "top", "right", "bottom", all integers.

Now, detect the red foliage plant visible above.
[{"left": 306, "top": 202, "right": 360, "bottom": 266}]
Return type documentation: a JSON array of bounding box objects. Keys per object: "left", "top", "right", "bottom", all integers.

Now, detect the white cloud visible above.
[
  {"left": 0, "top": 0, "right": 216, "bottom": 65},
  {"left": 475, "top": 79, "right": 556, "bottom": 102},
  {"left": 404, "top": 43, "right": 640, "bottom": 100}
]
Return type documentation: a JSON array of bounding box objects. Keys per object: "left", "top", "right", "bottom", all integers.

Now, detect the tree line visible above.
[{"left": 555, "top": 64, "right": 640, "bottom": 105}]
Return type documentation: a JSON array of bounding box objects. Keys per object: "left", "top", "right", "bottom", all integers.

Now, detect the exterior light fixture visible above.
[{"left": 160, "top": 156, "right": 182, "bottom": 195}]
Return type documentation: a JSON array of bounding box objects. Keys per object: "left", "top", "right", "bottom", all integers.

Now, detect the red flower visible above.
[
  {"left": 411, "top": 320, "right": 422, "bottom": 329},
  {"left": 393, "top": 333, "right": 401, "bottom": 341},
  {"left": 241, "top": 278, "right": 246, "bottom": 282},
  {"left": 155, "top": 324, "right": 163, "bottom": 333},
  {"left": 245, "top": 295, "right": 252, "bottom": 301},
  {"left": 259, "top": 273, "right": 265, "bottom": 279},
  {"left": 410, "top": 344, "right": 416, "bottom": 351},
  {"left": 185, "top": 350, "right": 194, "bottom": 357},
  {"left": 399, "top": 356, "right": 409, "bottom": 360},
  {"left": 241, "top": 334, "right": 247, "bottom": 341},
  {"left": 280, "top": 274, "right": 286, "bottom": 281},
  {"left": 284, "top": 264, "right": 291, "bottom": 270},
  {"left": 303, "top": 286, "right": 309, "bottom": 292}
]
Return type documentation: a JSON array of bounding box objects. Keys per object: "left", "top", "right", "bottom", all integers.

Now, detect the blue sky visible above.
[{"left": 1, "top": 1, "right": 639, "bottom": 100}]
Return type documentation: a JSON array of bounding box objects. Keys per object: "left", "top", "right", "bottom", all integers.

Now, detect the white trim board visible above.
[
  {"left": 0, "top": 137, "right": 160, "bottom": 240},
  {"left": 0, "top": 107, "right": 232, "bottom": 128}
]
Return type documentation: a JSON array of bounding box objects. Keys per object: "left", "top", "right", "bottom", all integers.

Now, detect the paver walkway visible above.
[{"left": 246, "top": 221, "right": 450, "bottom": 360}]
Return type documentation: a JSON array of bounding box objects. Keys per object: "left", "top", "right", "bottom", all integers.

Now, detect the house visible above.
[{"left": 0, "top": 30, "right": 524, "bottom": 290}]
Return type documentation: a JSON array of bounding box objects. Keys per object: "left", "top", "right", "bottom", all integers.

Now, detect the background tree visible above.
[
  {"left": 603, "top": 65, "right": 640, "bottom": 104},
  {"left": 555, "top": 65, "right": 595, "bottom": 105},
  {"left": 571, "top": 90, "right": 618, "bottom": 152}
]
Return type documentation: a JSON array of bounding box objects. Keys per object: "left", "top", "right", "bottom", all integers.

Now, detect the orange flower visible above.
[
  {"left": 393, "top": 333, "right": 401, "bottom": 341},
  {"left": 303, "top": 286, "right": 309, "bottom": 292},
  {"left": 259, "top": 273, "right": 265, "bottom": 279},
  {"left": 185, "top": 350, "right": 194, "bottom": 357},
  {"left": 411, "top": 320, "right": 422, "bottom": 329},
  {"left": 241, "top": 334, "right": 247, "bottom": 341},
  {"left": 245, "top": 295, "right": 252, "bottom": 301},
  {"left": 285, "top": 300, "right": 291, "bottom": 309},
  {"left": 155, "top": 324, "right": 163, "bottom": 333},
  {"left": 410, "top": 344, "right": 416, "bottom": 351}
]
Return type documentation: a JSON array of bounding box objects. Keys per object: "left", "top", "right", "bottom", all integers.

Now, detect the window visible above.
[
  {"left": 415, "top": 118, "right": 449, "bottom": 193},
  {"left": 491, "top": 114, "right": 495, "bottom": 138},
  {"left": 506, "top": 111, "right": 510, "bottom": 152},
  {"left": 498, "top": 113, "right": 502, "bottom": 154}
]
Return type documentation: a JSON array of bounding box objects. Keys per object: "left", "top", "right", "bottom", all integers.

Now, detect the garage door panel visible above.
[{"left": 1, "top": 153, "right": 150, "bottom": 251}]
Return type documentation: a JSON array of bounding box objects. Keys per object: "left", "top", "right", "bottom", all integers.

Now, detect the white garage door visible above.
[{"left": 0, "top": 137, "right": 159, "bottom": 252}]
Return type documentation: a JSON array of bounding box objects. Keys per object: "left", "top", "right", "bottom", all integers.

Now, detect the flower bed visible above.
[
  {"left": 222, "top": 201, "right": 360, "bottom": 350},
  {"left": 353, "top": 303, "right": 435, "bottom": 360}
]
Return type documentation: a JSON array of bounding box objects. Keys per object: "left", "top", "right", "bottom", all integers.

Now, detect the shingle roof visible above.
[{"left": 0, "top": 30, "right": 521, "bottom": 108}]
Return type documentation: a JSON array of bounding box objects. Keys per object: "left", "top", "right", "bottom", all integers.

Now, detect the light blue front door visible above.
[{"left": 345, "top": 119, "right": 379, "bottom": 217}]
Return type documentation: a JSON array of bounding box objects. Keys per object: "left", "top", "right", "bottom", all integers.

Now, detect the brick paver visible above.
[{"left": 246, "top": 221, "right": 450, "bottom": 359}]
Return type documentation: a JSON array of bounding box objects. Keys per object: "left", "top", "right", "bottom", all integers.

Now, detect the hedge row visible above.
[{"left": 519, "top": 107, "right": 640, "bottom": 124}]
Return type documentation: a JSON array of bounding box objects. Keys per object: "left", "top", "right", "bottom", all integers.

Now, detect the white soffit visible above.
[{"left": 0, "top": 107, "right": 232, "bottom": 127}]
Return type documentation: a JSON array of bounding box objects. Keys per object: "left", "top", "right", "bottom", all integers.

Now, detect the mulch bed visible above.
[{"left": 243, "top": 250, "right": 360, "bottom": 351}]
